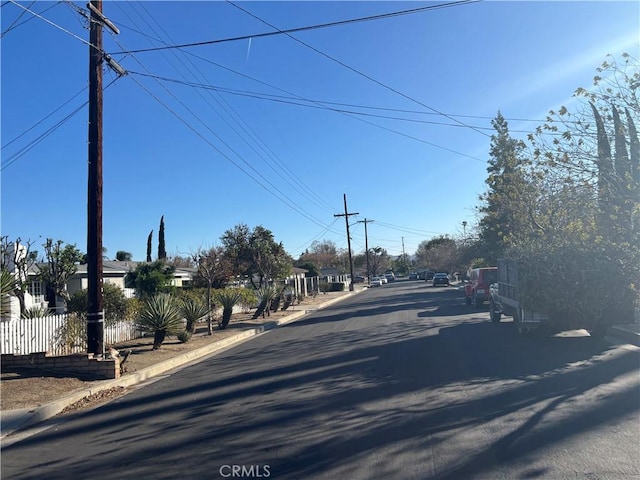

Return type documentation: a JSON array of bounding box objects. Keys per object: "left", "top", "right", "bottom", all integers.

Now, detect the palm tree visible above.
[
  {"left": 181, "top": 297, "right": 209, "bottom": 333},
  {"left": 215, "top": 289, "right": 242, "bottom": 329},
  {"left": 135, "top": 294, "right": 183, "bottom": 349}
]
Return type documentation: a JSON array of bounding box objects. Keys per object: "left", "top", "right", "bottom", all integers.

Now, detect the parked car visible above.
[
  {"left": 464, "top": 267, "right": 497, "bottom": 307},
  {"left": 370, "top": 277, "right": 383, "bottom": 287},
  {"left": 424, "top": 271, "right": 435, "bottom": 282},
  {"left": 353, "top": 275, "right": 365, "bottom": 283},
  {"left": 432, "top": 273, "right": 450, "bottom": 287},
  {"left": 378, "top": 275, "right": 388, "bottom": 284},
  {"left": 408, "top": 272, "right": 418, "bottom": 280},
  {"left": 385, "top": 273, "right": 395, "bottom": 282}
]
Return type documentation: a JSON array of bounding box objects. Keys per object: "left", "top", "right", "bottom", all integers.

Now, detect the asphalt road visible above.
[{"left": 2, "top": 280, "right": 639, "bottom": 480}]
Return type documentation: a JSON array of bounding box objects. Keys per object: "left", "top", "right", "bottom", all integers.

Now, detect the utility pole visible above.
[
  {"left": 86, "top": 0, "right": 104, "bottom": 355},
  {"left": 86, "top": 2, "right": 121, "bottom": 355},
  {"left": 357, "top": 218, "right": 374, "bottom": 283},
  {"left": 334, "top": 194, "right": 358, "bottom": 291},
  {"left": 401, "top": 236, "right": 407, "bottom": 274}
]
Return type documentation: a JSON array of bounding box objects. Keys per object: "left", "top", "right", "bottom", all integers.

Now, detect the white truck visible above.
[{"left": 488, "top": 258, "right": 611, "bottom": 338}]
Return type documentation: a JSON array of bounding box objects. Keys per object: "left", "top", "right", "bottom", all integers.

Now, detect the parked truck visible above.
[{"left": 489, "top": 258, "right": 611, "bottom": 338}]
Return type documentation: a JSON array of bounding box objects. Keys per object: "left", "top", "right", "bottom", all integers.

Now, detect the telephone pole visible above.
[
  {"left": 334, "top": 194, "right": 358, "bottom": 291},
  {"left": 86, "top": 0, "right": 104, "bottom": 355},
  {"left": 357, "top": 219, "right": 374, "bottom": 283},
  {"left": 86, "top": 2, "right": 121, "bottom": 355}
]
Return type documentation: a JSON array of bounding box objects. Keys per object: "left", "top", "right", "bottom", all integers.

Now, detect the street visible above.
[{"left": 2, "top": 280, "right": 639, "bottom": 479}]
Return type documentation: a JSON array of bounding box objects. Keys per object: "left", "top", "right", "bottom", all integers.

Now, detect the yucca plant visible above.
[
  {"left": 136, "top": 294, "right": 183, "bottom": 349},
  {"left": 214, "top": 289, "right": 242, "bottom": 329},
  {"left": 181, "top": 297, "right": 209, "bottom": 334},
  {"left": 1, "top": 269, "right": 16, "bottom": 318},
  {"left": 252, "top": 285, "right": 278, "bottom": 319},
  {"left": 21, "top": 305, "right": 50, "bottom": 319}
]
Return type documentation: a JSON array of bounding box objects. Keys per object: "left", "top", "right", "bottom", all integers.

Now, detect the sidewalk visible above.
[{"left": 1, "top": 288, "right": 364, "bottom": 445}]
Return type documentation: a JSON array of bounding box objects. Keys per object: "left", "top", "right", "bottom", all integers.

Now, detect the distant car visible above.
[
  {"left": 353, "top": 275, "right": 365, "bottom": 283},
  {"left": 370, "top": 277, "right": 383, "bottom": 287},
  {"left": 432, "top": 273, "right": 450, "bottom": 287},
  {"left": 385, "top": 273, "right": 395, "bottom": 282},
  {"left": 424, "top": 271, "right": 435, "bottom": 282},
  {"left": 379, "top": 275, "right": 388, "bottom": 284},
  {"left": 408, "top": 272, "right": 418, "bottom": 280}
]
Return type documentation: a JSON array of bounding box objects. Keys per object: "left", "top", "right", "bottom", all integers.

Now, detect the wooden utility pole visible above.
[
  {"left": 357, "top": 218, "right": 374, "bottom": 283},
  {"left": 334, "top": 194, "right": 358, "bottom": 291},
  {"left": 87, "top": 0, "right": 104, "bottom": 354}
]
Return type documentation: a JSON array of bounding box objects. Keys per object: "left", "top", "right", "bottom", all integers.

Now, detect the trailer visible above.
[{"left": 489, "top": 258, "right": 611, "bottom": 337}]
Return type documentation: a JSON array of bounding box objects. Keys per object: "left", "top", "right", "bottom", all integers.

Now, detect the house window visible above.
[{"left": 28, "top": 281, "right": 44, "bottom": 304}]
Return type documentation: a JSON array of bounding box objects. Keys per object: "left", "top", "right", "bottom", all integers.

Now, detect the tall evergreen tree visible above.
[
  {"left": 146, "top": 230, "right": 153, "bottom": 263},
  {"left": 158, "top": 216, "right": 167, "bottom": 261},
  {"left": 478, "top": 112, "right": 534, "bottom": 262}
]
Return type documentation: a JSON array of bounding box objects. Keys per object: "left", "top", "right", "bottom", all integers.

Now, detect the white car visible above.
[
  {"left": 370, "top": 277, "right": 383, "bottom": 287},
  {"left": 378, "top": 275, "right": 388, "bottom": 284}
]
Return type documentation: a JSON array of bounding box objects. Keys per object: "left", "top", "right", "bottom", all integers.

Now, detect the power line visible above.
[
  {"left": 1, "top": 1, "right": 60, "bottom": 37},
  {"left": 107, "top": 0, "right": 480, "bottom": 55},
  {"left": 228, "top": 1, "right": 490, "bottom": 138},
  {"left": 1, "top": 78, "right": 119, "bottom": 172},
  {"left": 6, "top": 0, "right": 97, "bottom": 48},
  {"left": 117, "top": 2, "right": 340, "bottom": 217}
]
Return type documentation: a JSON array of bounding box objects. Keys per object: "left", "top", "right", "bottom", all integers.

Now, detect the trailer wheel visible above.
[
  {"left": 589, "top": 323, "right": 610, "bottom": 339},
  {"left": 514, "top": 307, "right": 531, "bottom": 335},
  {"left": 489, "top": 300, "right": 501, "bottom": 323}
]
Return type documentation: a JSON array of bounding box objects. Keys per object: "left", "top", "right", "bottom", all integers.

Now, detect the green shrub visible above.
[
  {"left": 177, "top": 330, "right": 192, "bottom": 343},
  {"left": 67, "top": 283, "right": 129, "bottom": 326}
]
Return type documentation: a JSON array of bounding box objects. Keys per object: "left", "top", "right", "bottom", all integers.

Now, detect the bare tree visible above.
[{"left": 0, "top": 236, "right": 38, "bottom": 315}]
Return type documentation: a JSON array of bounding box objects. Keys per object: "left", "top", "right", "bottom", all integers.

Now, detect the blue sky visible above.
[{"left": 1, "top": 1, "right": 638, "bottom": 262}]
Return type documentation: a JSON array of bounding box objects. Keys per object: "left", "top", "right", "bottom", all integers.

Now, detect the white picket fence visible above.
[{"left": 0, "top": 313, "right": 143, "bottom": 356}]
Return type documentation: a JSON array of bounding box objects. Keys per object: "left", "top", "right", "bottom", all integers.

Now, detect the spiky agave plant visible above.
[
  {"left": 136, "top": 294, "right": 183, "bottom": 349},
  {"left": 252, "top": 285, "right": 278, "bottom": 319},
  {"left": 1, "top": 270, "right": 16, "bottom": 318},
  {"left": 181, "top": 297, "right": 209, "bottom": 334},
  {"left": 214, "top": 289, "right": 242, "bottom": 329}
]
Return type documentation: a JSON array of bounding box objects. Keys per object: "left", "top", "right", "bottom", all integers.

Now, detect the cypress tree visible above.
[
  {"left": 146, "top": 230, "right": 153, "bottom": 263},
  {"left": 158, "top": 216, "right": 167, "bottom": 261}
]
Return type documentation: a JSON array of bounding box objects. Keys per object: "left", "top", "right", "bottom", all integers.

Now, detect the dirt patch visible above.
[{"left": 0, "top": 291, "right": 349, "bottom": 412}]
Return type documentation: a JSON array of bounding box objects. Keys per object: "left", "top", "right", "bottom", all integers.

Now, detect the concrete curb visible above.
[
  {"left": 610, "top": 325, "right": 640, "bottom": 346},
  {"left": 1, "top": 288, "right": 362, "bottom": 443}
]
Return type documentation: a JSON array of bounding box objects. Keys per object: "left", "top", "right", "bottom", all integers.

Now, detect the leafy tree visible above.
[
  {"left": 146, "top": 230, "right": 153, "bottom": 263},
  {"left": 0, "top": 236, "right": 38, "bottom": 315},
  {"left": 300, "top": 240, "right": 339, "bottom": 269},
  {"left": 37, "top": 239, "right": 84, "bottom": 307},
  {"left": 168, "top": 255, "right": 195, "bottom": 268},
  {"left": 66, "top": 282, "right": 129, "bottom": 326},
  {"left": 115, "top": 251, "right": 133, "bottom": 261},
  {"left": 158, "top": 215, "right": 167, "bottom": 261},
  {"left": 368, "top": 247, "right": 390, "bottom": 277},
  {"left": 126, "top": 260, "right": 175, "bottom": 298},
  {"left": 294, "top": 260, "right": 320, "bottom": 277},
  {"left": 220, "top": 224, "right": 292, "bottom": 288}
]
